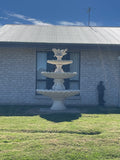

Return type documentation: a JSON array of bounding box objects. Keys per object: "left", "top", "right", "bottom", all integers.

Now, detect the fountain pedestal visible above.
[
  {"left": 36, "top": 48, "right": 80, "bottom": 110},
  {"left": 51, "top": 99, "right": 65, "bottom": 110}
]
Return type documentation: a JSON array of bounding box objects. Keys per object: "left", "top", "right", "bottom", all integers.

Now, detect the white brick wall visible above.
[
  {"left": 80, "top": 49, "right": 120, "bottom": 106},
  {"left": 0, "top": 47, "right": 119, "bottom": 107},
  {"left": 0, "top": 47, "right": 38, "bottom": 105}
]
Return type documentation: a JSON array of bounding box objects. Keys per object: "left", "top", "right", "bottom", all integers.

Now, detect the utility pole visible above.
[{"left": 88, "top": 7, "right": 91, "bottom": 26}]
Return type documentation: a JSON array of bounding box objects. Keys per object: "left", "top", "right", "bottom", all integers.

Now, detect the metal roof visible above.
[{"left": 0, "top": 24, "right": 120, "bottom": 45}]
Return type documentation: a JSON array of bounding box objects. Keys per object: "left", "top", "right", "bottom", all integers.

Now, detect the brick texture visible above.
[
  {"left": 0, "top": 47, "right": 119, "bottom": 107},
  {"left": 0, "top": 47, "right": 38, "bottom": 105},
  {"left": 80, "top": 49, "right": 120, "bottom": 106}
]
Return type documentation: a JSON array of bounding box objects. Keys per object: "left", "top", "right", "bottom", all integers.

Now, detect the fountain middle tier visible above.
[{"left": 42, "top": 72, "right": 77, "bottom": 79}]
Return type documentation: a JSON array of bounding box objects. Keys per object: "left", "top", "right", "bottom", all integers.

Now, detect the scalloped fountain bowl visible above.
[
  {"left": 47, "top": 60, "right": 73, "bottom": 65},
  {"left": 42, "top": 72, "right": 77, "bottom": 79},
  {"left": 37, "top": 90, "right": 80, "bottom": 98},
  {"left": 36, "top": 89, "right": 80, "bottom": 110}
]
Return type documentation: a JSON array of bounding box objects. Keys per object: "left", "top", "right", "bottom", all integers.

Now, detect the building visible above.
[{"left": 0, "top": 24, "right": 120, "bottom": 107}]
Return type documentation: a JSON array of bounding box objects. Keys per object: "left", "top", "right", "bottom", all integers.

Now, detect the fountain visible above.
[{"left": 36, "top": 48, "right": 80, "bottom": 110}]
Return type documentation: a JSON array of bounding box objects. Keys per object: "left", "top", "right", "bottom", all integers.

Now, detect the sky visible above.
[{"left": 0, "top": 0, "right": 120, "bottom": 27}]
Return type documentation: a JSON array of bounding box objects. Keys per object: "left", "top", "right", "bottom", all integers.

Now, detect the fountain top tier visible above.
[
  {"left": 52, "top": 48, "right": 67, "bottom": 60},
  {"left": 47, "top": 60, "right": 72, "bottom": 65},
  {"left": 49, "top": 48, "right": 73, "bottom": 73}
]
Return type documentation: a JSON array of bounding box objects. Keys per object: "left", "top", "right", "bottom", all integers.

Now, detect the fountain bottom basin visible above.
[{"left": 36, "top": 89, "right": 80, "bottom": 110}]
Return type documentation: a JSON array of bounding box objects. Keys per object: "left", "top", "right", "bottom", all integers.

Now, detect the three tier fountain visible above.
[{"left": 36, "top": 48, "right": 80, "bottom": 110}]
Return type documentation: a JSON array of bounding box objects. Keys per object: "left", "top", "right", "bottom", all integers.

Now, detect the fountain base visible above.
[{"left": 51, "top": 100, "right": 66, "bottom": 110}]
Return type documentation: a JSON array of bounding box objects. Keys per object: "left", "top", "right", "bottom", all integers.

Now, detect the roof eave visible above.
[{"left": 0, "top": 41, "right": 120, "bottom": 51}]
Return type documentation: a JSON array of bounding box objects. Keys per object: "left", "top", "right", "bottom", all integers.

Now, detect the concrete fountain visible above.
[{"left": 36, "top": 48, "right": 80, "bottom": 110}]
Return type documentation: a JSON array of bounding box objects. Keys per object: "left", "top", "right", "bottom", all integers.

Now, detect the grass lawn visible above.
[{"left": 0, "top": 106, "right": 120, "bottom": 160}]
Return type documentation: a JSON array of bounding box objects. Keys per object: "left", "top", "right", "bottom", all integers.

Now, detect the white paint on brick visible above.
[
  {"left": 0, "top": 47, "right": 119, "bottom": 107},
  {"left": 0, "top": 47, "right": 37, "bottom": 105},
  {"left": 80, "top": 49, "right": 120, "bottom": 106}
]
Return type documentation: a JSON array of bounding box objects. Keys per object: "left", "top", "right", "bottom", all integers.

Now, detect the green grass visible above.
[{"left": 0, "top": 106, "right": 120, "bottom": 160}]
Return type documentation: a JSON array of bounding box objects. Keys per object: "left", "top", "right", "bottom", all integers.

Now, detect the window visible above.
[
  {"left": 36, "top": 52, "right": 47, "bottom": 89},
  {"left": 69, "top": 53, "right": 80, "bottom": 90},
  {"left": 36, "top": 51, "right": 80, "bottom": 90}
]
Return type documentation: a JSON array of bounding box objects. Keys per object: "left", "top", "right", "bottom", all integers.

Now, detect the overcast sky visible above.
[{"left": 0, "top": 0, "right": 120, "bottom": 27}]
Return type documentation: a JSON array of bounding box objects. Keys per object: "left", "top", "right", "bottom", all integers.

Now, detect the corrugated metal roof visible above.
[{"left": 0, "top": 24, "right": 120, "bottom": 45}]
